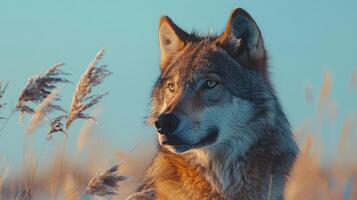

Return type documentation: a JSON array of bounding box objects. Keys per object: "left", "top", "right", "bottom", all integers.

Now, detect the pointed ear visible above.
[
  {"left": 218, "top": 8, "right": 267, "bottom": 69},
  {"left": 159, "top": 16, "right": 190, "bottom": 69}
]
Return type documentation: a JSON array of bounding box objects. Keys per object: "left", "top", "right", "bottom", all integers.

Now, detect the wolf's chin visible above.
[
  {"left": 162, "top": 127, "right": 219, "bottom": 154},
  {"left": 165, "top": 144, "right": 191, "bottom": 154}
]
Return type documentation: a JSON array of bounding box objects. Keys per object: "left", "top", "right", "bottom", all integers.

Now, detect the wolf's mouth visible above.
[
  {"left": 161, "top": 127, "right": 219, "bottom": 151},
  {"left": 161, "top": 135, "right": 186, "bottom": 146},
  {"left": 192, "top": 127, "right": 219, "bottom": 148}
]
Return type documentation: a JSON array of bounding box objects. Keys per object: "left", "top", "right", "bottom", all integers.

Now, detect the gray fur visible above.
[{"left": 130, "top": 8, "right": 298, "bottom": 200}]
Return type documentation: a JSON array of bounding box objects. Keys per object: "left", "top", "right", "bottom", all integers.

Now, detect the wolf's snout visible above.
[{"left": 155, "top": 113, "right": 180, "bottom": 135}]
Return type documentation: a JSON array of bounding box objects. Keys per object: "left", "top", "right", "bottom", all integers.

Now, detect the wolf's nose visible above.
[{"left": 155, "top": 113, "right": 180, "bottom": 135}]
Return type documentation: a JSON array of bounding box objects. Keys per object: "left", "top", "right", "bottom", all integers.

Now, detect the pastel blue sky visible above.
[{"left": 0, "top": 0, "right": 357, "bottom": 166}]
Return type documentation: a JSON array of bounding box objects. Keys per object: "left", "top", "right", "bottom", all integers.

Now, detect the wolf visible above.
[{"left": 127, "top": 8, "right": 298, "bottom": 200}]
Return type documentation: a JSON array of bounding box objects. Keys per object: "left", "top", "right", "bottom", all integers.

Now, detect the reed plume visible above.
[
  {"left": 350, "top": 69, "right": 357, "bottom": 89},
  {"left": 0, "top": 81, "right": 9, "bottom": 121},
  {"left": 77, "top": 109, "right": 100, "bottom": 150},
  {"left": 0, "top": 81, "right": 8, "bottom": 110},
  {"left": 66, "top": 48, "right": 111, "bottom": 129},
  {"left": 16, "top": 63, "right": 69, "bottom": 123},
  {"left": 317, "top": 70, "right": 332, "bottom": 112},
  {"left": 284, "top": 136, "right": 333, "bottom": 200},
  {"left": 0, "top": 157, "right": 9, "bottom": 199},
  {"left": 86, "top": 164, "right": 127, "bottom": 197},
  {"left": 15, "top": 187, "right": 31, "bottom": 200},
  {"left": 126, "top": 188, "right": 155, "bottom": 200},
  {"left": 47, "top": 115, "right": 67, "bottom": 141},
  {"left": 62, "top": 173, "right": 80, "bottom": 200},
  {"left": 27, "top": 91, "right": 57, "bottom": 135}
]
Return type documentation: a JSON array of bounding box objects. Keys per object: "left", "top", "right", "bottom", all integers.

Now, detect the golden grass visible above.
[
  {"left": 0, "top": 81, "right": 8, "bottom": 111},
  {"left": 284, "top": 136, "right": 332, "bottom": 199},
  {"left": 0, "top": 157, "right": 9, "bottom": 200},
  {"left": 62, "top": 173, "right": 80, "bottom": 200},
  {"left": 76, "top": 109, "right": 100, "bottom": 151},
  {"left": 86, "top": 164, "right": 127, "bottom": 196},
  {"left": 284, "top": 69, "right": 357, "bottom": 200},
  {"left": 350, "top": 70, "right": 357, "bottom": 89},
  {"left": 27, "top": 91, "right": 57, "bottom": 135},
  {"left": 15, "top": 63, "right": 68, "bottom": 126},
  {"left": 66, "top": 48, "right": 111, "bottom": 129}
]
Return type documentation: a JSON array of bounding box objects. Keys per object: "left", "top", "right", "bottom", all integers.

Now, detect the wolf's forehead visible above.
[{"left": 164, "top": 41, "right": 228, "bottom": 78}]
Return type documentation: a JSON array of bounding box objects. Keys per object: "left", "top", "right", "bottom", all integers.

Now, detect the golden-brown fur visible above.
[{"left": 145, "top": 148, "right": 224, "bottom": 200}]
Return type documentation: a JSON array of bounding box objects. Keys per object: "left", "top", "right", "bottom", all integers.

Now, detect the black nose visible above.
[{"left": 154, "top": 113, "right": 180, "bottom": 135}]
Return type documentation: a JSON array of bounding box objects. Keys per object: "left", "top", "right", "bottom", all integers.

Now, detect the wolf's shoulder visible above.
[{"left": 141, "top": 148, "right": 224, "bottom": 200}]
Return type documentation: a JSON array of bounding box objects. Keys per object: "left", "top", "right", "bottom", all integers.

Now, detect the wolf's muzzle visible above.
[{"left": 155, "top": 113, "right": 180, "bottom": 136}]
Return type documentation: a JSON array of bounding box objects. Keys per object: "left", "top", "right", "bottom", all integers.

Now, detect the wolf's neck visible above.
[
  {"left": 188, "top": 138, "right": 282, "bottom": 199},
  {"left": 188, "top": 148, "right": 244, "bottom": 198},
  {"left": 199, "top": 150, "right": 243, "bottom": 196}
]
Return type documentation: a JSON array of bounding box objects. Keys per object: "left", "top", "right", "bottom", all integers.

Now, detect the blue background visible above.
[{"left": 1, "top": 0, "right": 357, "bottom": 167}]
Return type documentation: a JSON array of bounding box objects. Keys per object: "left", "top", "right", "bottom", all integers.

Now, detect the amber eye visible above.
[
  {"left": 167, "top": 83, "right": 175, "bottom": 92},
  {"left": 205, "top": 80, "right": 218, "bottom": 89}
]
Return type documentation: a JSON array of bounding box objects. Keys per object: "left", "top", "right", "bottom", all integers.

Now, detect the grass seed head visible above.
[
  {"left": 0, "top": 81, "right": 9, "bottom": 122},
  {"left": 66, "top": 48, "right": 111, "bottom": 129},
  {"left": 86, "top": 164, "right": 128, "bottom": 197},
  {"left": 16, "top": 63, "right": 69, "bottom": 122},
  {"left": 47, "top": 115, "right": 67, "bottom": 140},
  {"left": 0, "top": 81, "right": 8, "bottom": 109},
  {"left": 27, "top": 91, "right": 57, "bottom": 135}
]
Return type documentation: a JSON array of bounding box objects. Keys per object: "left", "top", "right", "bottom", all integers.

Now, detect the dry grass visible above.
[
  {"left": 0, "top": 49, "right": 113, "bottom": 200},
  {"left": 27, "top": 91, "right": 58, "bottom": 135},
  {"left": 66, "top": 48, "right": 111, "bottom": 130},
  {"left": 304, "top": 84, "right": 313, "bottom": 104},
  {"left": 0, "top": 81, "right": 8, "bottom": 111},
  {"left": 47, "top": 115, "right": 68, "bottom": 141},
  {"left": 62, "top": 173, "right": 80, "bottom": 200},
  {"left": 0, "top": 157, "right": 9, "bottom": 200},
  {"left": 86, "top": 164, "right": 128, "bottom": 197},
  {"left": 15, "top": 63, "right": 69, "bottom": 125},
  {"left": 126, "top": 188, "right": 156, "bottom": 200},
  {"left": 318, "top": 70, "right": 332, "bottom": 113},
  {"left": 284, "top": 69, "right": 357, "bottom": 200},
  {"left": 0, "top": 81, "right": 9, "bottom": 128},
  {"left": 350, "top": 70, "right": 357, "bottom": 89},
  {"left": 77, "top": 109, "right": 100, "bottom": 150},
  {"left": 285, "top": 136, "right": 332, "bottom": 199}
]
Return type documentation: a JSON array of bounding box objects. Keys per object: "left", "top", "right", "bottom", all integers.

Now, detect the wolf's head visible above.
[{"left": 148, "top": 8, "right": 294, "bottom": 157}]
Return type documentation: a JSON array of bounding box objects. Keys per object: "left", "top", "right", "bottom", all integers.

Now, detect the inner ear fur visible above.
[
  {"left": 159, "top": 16, "right": 191, "bottom": 69},
  {"left": 218, "top": 8, "right": 267, "bottom": 70}
]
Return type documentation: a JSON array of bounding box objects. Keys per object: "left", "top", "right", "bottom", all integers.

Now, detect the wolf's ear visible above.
[
  {"left": 218, "top": 8, "right": 267, "bottom": 69},
  {"left": 159, "top": 16, "right": 190, "bottom": 69}
]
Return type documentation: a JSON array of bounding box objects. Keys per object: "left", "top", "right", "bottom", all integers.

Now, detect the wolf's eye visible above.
[
  {"left": 205, "top": 80, "right": 218, "bottom": 89},
  {"left": 167, "top": 83, "right": 175, "bottom": 92}
]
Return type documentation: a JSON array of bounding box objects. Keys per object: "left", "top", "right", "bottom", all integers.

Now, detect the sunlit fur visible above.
[{"left": 133, "top": 8, "right": 299, "bottom": 200}]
